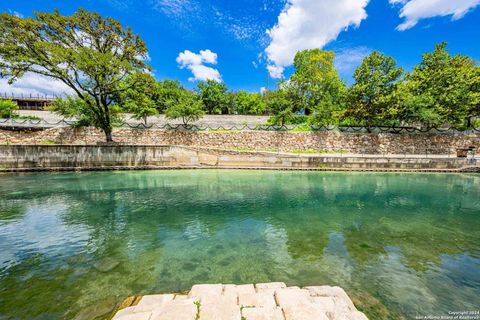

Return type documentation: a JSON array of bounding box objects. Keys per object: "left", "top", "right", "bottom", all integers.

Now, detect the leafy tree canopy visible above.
[
  {"left": 265, "top": 89, "right": 296, "bottom": 126},
  {"left": 288, "top": 49, "right": 347, "bottom": 124},
  {"left": 196, "top": 80, "right": 229, "bottom": 114},
  {"left": 232, "top": 91, "right": 267, "bottom": 115},
  {"left": 165, "top": 90, "right": 205, "bottom": 126},
  {"left": 157, "top": 80, "right": 186, "bottom": 112},
  {"left": 115, "top": 72, "right": 159, "bottom": 125},
  {"left": 0, "top": 9, "right": 150, "bottom": 141},
  {"left": 344, "top": 51, "right": 404, "bottom": 127},
  {"left": 403, "top": 42, "right": 480, "bottom": 128}
]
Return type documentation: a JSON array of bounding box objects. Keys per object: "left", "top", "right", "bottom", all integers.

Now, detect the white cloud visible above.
[
  {"left": 0, "top": 73, "right": 72, "bottom": 97},
  {"left": 8, "top": 10, "right": 24, "bottom": 18},
  {"left": 391, "top": 0, "right": 480, "bottom": 31},
  {"left": 176, "top": 49, "right": 222, "bottom": 82},
  {"left": 152, "top": 0, "right": 205, "bottom": 32},
  {"left": 334, "top": 46, "right": 372, "bottom": 75},
  {"left": 265, "top": 0, "right": 369, "bottom": 78},
  {"left": 267, "top": 65, "right": 285, "bottom": 79},
  {"left": 185, "top": 64, "right": 221, "bottom": 82},
  {"left": 154, "top": 0, "right": 197, "bottom": 17}
]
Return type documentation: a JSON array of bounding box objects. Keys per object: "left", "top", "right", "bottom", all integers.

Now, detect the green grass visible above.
[
  {"left": 38, "top": 139, "right": 57, "bottom": 145},
  {"left": 287, "top": 126, "right": 315, "bottom": 132},
  {"left": 289, "top": 149, "right": 348, "bottom": 154},
  {"left": 13, "top": 115, "right": 43, "bottom": 121},
  {"left": 229, "top": 147, "right": 347, "bottom": 154},
  {"left": 202, "top": 128, "right": 242, "bottom": 132},
  {"left": 194, "top": 301, "right": 201, "bottom": 320}
]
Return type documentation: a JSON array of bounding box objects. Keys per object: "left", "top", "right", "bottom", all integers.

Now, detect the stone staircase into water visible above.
[{"left": 112, "top": 282, "right": 368, "bottom": 320}]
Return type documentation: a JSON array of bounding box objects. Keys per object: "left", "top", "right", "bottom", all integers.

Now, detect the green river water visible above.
[{"left": 0, "top": 170, "right": 479, "bottom": 319}]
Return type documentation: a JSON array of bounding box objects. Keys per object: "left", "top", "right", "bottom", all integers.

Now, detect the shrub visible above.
[{"left": 0, "top": 99, "right": 18, "bottom": 118}]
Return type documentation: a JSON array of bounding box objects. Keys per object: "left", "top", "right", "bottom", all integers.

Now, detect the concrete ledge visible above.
[
  {"left": 0, "top": 145, "right": 478, "bottom": 173},
  {"left": 1, "top": 166, "right": 479, "bottom": 173}
]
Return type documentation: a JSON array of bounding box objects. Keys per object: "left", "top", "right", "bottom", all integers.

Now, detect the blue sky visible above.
[{"left": 1, "top": 0, "right": 480, "bottom": 95}]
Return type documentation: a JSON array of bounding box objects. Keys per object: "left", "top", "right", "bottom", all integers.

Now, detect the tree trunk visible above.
[{"left": 104, "top": 128, "right": 113, "bottom": 142}]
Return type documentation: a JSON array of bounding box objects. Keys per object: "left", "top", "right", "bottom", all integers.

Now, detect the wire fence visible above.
[{"left": 1, "top": 117, "right": 480, "bottom": 133}]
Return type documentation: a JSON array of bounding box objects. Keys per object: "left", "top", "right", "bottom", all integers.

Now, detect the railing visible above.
[
  {"left": 1, "top": 117, "right": 480, "bottom": 133},
  {"left": 0, "top": 92, "right": 58, "bottom": 100}
]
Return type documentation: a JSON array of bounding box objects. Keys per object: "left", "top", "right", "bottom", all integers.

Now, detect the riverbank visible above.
[
  {"left": 1, "top": 127, "right": 479, "bottom": 155},
  {"left": 0, "top": 145, "right": 478, "bottom": 172}
]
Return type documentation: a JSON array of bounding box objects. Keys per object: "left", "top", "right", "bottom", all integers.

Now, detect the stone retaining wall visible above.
[
  {"left": 1, "top": 127, "right": 479, "bottom": 155},
  {"left": 0, "top": 145, "right": 476, "bottom": 172}
]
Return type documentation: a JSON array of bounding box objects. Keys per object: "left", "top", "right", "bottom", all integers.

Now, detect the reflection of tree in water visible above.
[{"left": 0, "top": 201, "right": 26, "bottom": 221}]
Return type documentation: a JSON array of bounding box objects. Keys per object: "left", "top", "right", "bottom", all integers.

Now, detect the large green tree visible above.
[
  {"left": 196, "top": 80, "right": 229, "bottom": 114},
  {"left": 116, "top": 73, "right": 159, "bottom": 125},
  {"left": 165, "top": 90, "right": 205, "bottom": 126},
  {"left": 50, "top": 96, "right": 125, "bottom": 128},
  {"left": 288, "top": 49, "right": 346, "bottom": 124},
  {"left": 0, "top": 9, "right": 149, "bottom": 141},
  {"left": 157, "top": 80, "right": 186, "bottom": 113},
  {"left": 344, "top": 51, "right": 404, "bottom": 128},
  {"left": 232, "top": 91, "right": 267, "bottom": 115},
  {"left": 265, "top": 89, "right": 296, "bottom": 126},
  {"left": 403, "top": 42, "right": 480, "bottom": 128}
]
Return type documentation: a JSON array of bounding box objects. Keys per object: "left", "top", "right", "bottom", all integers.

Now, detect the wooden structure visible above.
[{"left": 0, "top": 93, "right": 55, "bottom": 110}]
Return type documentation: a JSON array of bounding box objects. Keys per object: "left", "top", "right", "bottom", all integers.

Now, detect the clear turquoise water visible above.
[{"left": 0, "top": 170, "right": 479, "bottom": 319}]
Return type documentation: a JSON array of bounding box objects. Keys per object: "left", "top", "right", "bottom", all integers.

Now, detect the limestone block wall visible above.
[
  {"left": 0, "top": 127, "right": 479, "bottom": 155},
  {"left": 0, "top": 145, "right": 473, "bottom": 171},
  {"left": 0, "top": 145, "right": 199, "bottom": 169}
]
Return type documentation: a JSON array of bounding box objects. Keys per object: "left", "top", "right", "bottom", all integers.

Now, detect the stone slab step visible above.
[{"left": 111, "top": 283, "right": 369, "bottom": 320}]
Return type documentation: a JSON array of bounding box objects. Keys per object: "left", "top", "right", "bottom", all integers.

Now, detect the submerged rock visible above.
[
  {"left": 74, "top": 296, "right": 117, "bottom": 320},
  {"left": 93, "top": 257, "right": 120, "bottom": 273}
]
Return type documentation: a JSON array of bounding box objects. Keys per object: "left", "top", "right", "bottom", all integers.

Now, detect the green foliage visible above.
[
  {"left": 164, "top": 90, "right": 205, "bottom": 126},
  {"left": 472, "top": 118, "right": 480, "bottom": 128},
  {"left": 264, "top": 43, "right": 479, "bottom": 129},
  {"left": 265, "top": 90, "right": 296, "bottom": 126},
  {"left": 0, "top": 99, "right": 18, "bottom": 118},
  {"left": 231, "top": 91, "right": 267, "bottom": 115},
  {"left": 0, "top": 9, "right": 149, "bottom": 141},
  {"left": 402, "top": 42, "right": 480, "bottom": 128},
  {"left": 15, "top": 115, "right": 42, "bottom": 120},
  {"left": 196, "top": 80, "right": 229, "bottom": 114},
  {"left": 0, "top": 10, "right": 478, "bottom": 134},
  {"left": 288, "top": 49, "right": 347, "bottom": 125},
  {"left": 194, "top": 301, "right": 201, "bottom": 320},
  {"left": 344, "top": 51, "right": 404, "bottom": 127},
  {"left": 50, "top": 96, "right": 122, "bottom": 128},
  {"left": 157, "top": 80, "right": 186, "bottom": 112},
  {"left": 116, "top": 73, "right": 159, "bottom": 125}
]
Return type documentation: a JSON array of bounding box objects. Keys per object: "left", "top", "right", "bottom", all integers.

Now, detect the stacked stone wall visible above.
[{"left": 1, "top": 127, "right": 479, "bottom": 154}]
